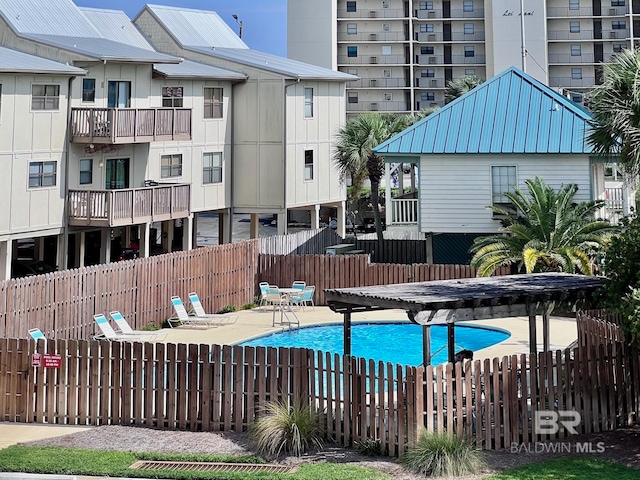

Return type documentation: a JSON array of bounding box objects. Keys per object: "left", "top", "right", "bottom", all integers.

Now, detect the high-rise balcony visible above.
[
  {"left": 547, "top": 6, "right": 628, "bottom": 17},
  {"left": 337, "top": 31, "right": 408, "bottom": 42},
  {"left": 547, "top": 29, "right": 629, "bottom": 40},
  {"left": 548, "top": 53, "right": 616, "bottom": 63},
  {"left": 416, "top": 54, "right": 486, "bottom": 64},
  {"left": 414, "top": 8, "right": 485, "bottom": 19},
  {"left": 68, "top": 183, "right": 191, "bottom": 227},
  {"left": 70, "top": 107, "right": 192, "bottom": 144},
  {"left": 338, "top": 7, "right": 405, "bottom": 19},
  {"left": 338, "top": 54, "right": 407, "bottom": 65},
  {"left": 415, "top": 31, "right": 485, "bottom": 42}
]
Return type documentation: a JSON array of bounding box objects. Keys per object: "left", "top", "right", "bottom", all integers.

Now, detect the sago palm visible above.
[
  {"left": 587, "top": 48, "right": 640, "bottom": 177},
  {"left": 470, "top": 177, "right": 617, "bottom": 277}
]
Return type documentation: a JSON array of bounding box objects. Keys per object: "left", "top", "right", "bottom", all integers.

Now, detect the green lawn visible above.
[{"left": 485, "top": 457, "right": 640, "bottom": 480}]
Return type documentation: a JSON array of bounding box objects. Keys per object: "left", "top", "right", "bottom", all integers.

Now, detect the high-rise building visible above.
[{"left": 288, "top": 0, "right": 636, "bottom": 116}]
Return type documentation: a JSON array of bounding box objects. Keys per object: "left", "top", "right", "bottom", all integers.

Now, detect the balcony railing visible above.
[
  {"left": 549, "top": 76, "right": 596, "bottom": 87},
  {"left": 548, "top": 29, "right": 629, "bottom": 40},
  {"left": 68, "top": 183, "right": 191, "bottom": 227},
  {"left": 348, "top": 77, "right": 411, "bottom": 88},
  {"left": 548, "top": 53, "right": 615, "bottom": 63},
  {"left": 70, "top": 107, "right": 192, "bottom": 144},
  {"left": 391, "top": 199, "right": 418, "bottom": 225},
  {"left": 415, "top": 31, "right": 485, "bottom": 42},
  {"left": 415, "top": 8, "right": 485, "bottom": 18},
  {"left": 338, "top": 31, "right": 408, "bottom": 42},
  {"left": 338, "top": 54, "right": 408, "bottom": 65},
  {"left": 338, "top": 8, "right": 406, "bottom": 19},
  {"left": 547, "top": 6, "right": 628, "bottom": 16}
]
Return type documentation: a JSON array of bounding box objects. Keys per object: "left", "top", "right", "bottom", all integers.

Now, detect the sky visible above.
[{"left": 74, "top": 0, "right": 288, "bottom": 57}]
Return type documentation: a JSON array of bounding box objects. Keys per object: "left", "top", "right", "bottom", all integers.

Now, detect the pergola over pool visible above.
[{"left": 324, "top": 273, "right": 604, "bottom": 366}]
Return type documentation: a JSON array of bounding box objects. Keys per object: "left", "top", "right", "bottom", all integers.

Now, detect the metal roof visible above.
[
  {"left": 0, "top": 0, "right": 99, "bottom": 37},
  {"left": 374, "top": 66, "right": 595, "bottom": 156},
  {"left": 79, "top": 7, "right": 155, "bottom": 51},
  {"left": 153, "top": 59, "right": 247, "bottom": 80},
  {"left": 140, "top": 4, "right": 249, "bottom": 49},
  {"left": 187, "top": 46, "right": 356, "bottom": 81},
  {"left": 0, "top": 45, "right": 86, "bottom": 75},
  {"left": 23, "top": 34, "right": 180, "bottom": 63}
]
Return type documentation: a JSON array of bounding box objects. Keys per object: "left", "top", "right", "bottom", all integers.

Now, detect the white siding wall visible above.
[
  {"left": 0, "top": 74, "right": 70, "bottom": 237},
  {"left": 419, "top": 155, "right": 592, "bottom": 234}
]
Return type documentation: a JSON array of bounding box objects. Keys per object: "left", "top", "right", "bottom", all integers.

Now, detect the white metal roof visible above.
[
  {"left": 79, "top": 7, "right": 155, "bottom": 51},
  {"left": 140, "top": 4, "right": 248, "bottom": 49},
  {"left": 153, "top": 59, "right": 247, "bottom": 80},
  {"left": 0, "top": 0, "right": 100, "bottom": 37},
  {"left": 0, "top": 45, "right": 86, "bottom": 74}
]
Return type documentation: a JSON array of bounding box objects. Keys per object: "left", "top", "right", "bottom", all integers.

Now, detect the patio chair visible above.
[
  {"left": 93, "top": 314, "right": 155, "bottom": 342},
  {"left": 169, "top": 296, "right": 225, "bottom": 328},
  {"left": 258, "top": 282, "right": 270, "bottom": 309},
  {"left": 188, "top": 292, "right": 238, "bottom": 324},
  {"left": 28, "top": 328, "right": 46, "bottom": 342},
  {"left": 291, "top": 285, "right": 316, "bottom": 311},
  {"left": 292, "top": 280, "right": 306, "bottom": 291},
  {"left": 265, "top": 285, "right": 299, "bottom": 328},
  {"left": 109, "top": 311, "right": 167, "bottom": 340}
]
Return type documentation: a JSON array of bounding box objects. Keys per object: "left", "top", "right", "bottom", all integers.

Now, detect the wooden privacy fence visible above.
[
  {"left": 354, "top": 239, "right": 428, "bottom": 264},
  {"left": 258, "top": 228, "right": 341, "bottom": 255}
]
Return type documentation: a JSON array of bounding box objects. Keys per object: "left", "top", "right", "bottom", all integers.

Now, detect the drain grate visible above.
[{"left": 130, "top": 460, "right": 297, "bottom": 474}]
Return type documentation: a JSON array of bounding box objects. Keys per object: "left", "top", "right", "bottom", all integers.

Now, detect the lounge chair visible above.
[
  {"left": 28, "top": 328, "right": 46, "bottom": 341},
  {"left": 109, "top": 311, "right": 167, "bottom": 340},
  {"left": 188, "top": 292, "right": 238, "bottom": 324},
  {"left": 93, "top": 314, "right": 155, "bottom": 342},
  {"left": 169, "top": 296, "right": 226, "bottom": 328},
  {"left": 264, "top": 285, "right": 299, "bottom": 328},
  {"left": 258, "top": 282, "right": 270, "bottom": 309},
  {"left": 291, "top": 285, "right": 316, "bottom": 311}
]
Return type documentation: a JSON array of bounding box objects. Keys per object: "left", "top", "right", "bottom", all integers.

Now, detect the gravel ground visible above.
[{"left": 24, "top": 424, "right": 640, "bottom": 479}]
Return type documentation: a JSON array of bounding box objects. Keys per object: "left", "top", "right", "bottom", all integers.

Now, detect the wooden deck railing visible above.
[
  {"left": 68, "top": 184, "right": 191, "bottom": 227},
  {"left": 391, "top": 198, "right": 419, "bottom": 225},
  {"left": 70, "top": 107, "right": 192, "bottom": 143}
]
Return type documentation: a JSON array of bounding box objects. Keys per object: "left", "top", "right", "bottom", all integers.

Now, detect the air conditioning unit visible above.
[
  {"left": 431, "top": 79, "right": 438, "bottom": 86},
  {"left": 428, "top": 11, "right": 436, "bottom": 18},
  {"left": 370, "top": 33, "right": 378, "bottom": 41},
  {"left": 429, "top": 56, "right": 437, "bottom": 64},
  {"left": 369, "top": 10, "right": 377, "bottom": 17},
  {"left": 370, "top": 79, "right": 378, "bottom": 86},
  {"left": 610, "top": 31, "right": 617, "bottom": 38},
  {"left": 370, "top": 56, "right": 378, "bottom": 63},
  {"left": 370, "top": 102, "right": 379, "bottom": 111},
  {"left": 430, "top": 102, "right": 438, "bottom": 107},
  {"left": 609, "top": 8, "right": 616, "bottom": 15},
  {"left": 428, "top": 33, "right": 436, "bottom": 39}
]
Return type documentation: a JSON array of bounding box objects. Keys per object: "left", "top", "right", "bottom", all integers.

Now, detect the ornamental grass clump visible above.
[
  {"left": 400, "top": 430, "right": 485, "bottom": 477},
  {"left": 249, "top": 399, "right": 324, "bottom": 457}
]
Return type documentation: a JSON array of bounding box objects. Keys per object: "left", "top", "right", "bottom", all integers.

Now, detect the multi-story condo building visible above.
[{"left": 288, "top": 0, "right": 637, "bottom": 116}]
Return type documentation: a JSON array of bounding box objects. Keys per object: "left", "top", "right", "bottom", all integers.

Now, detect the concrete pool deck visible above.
[{"left": 158, "top": 306, "right": 579, "bottom": 360}]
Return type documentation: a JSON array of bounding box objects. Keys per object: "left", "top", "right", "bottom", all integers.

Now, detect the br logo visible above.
[{"left": 534, "top": 410, "right": 580, "bottom": 435}]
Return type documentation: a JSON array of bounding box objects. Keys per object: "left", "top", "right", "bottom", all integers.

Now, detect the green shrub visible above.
[
  {"left": 356, "top": 437, "right": 382, "bottom": 456},
  {"left": 217, "top": 305, "right": 237, "bottom": 314},
  {"left": 249, "top": 399, "right": 324, "bottom": 457},
  {"left": 241, "top": 302, "right": 256, "bottom": 310},
  {"left": 139, "top": 324, "right": 161, "bottom": 331},
  {"left": 400, "top": 430, "right": 485, "bottom": 477}
]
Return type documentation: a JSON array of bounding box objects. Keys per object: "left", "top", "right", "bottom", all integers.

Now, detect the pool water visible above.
[{"left": 238, "top": 322, "right": 510, "bottom": 366}]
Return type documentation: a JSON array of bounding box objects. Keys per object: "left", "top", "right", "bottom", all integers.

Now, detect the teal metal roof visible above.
[{"left": 374, "top": 66, "right": 594, "bottom": 156}]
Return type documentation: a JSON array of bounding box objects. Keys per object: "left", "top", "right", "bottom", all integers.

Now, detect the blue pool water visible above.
[{"left": 238, "top": 322, "right": 510, "bottom": 366}]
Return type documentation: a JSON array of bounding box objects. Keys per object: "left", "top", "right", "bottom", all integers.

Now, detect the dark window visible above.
[
  {"left": 611, "top": 0, "right": 624, "bottom": 6},
  {"left": 32, "top": 84, "right": 60, "bottom": 110},
  {"left": 79, "top": 159, "right": 93, "bottom": 185},
  {"left": 304, "top": 150, "right": 314, "bottom": 180},
  {"left": 612, "top": 21, "right": 626, "bottom": 29},
  {"left": 162, "top": 86, "right": 183, "bottom": 107},
  {"left": 421, "top": 46, "right": 434, "bottom": 54},
  {"left": 346, "top": 1, "right": 356, "bottom": 12},
  {"left": 161, "top": 154, "right": 182, "bottom": 178},
  {"left": 29, "top": 161, "right": 57, "bottom": 187},
  {"left": 82, "top": 79, "right": 95, "bottom": 102},
  {"left": 348, "top": 46, "right": 358, "bottom": 57},
  {"left": 348, "top": 92, "right": 359, "bottom": 103}
]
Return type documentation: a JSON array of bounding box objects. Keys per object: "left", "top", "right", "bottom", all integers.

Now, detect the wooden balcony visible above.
[
  {"left": 68, "top": 184, "right": 191, "bottom": 227},
  {"left": 391, "top": 198, "right": 419, "bottom": 225},
  {"left": 70, "top": 107, "right": 192, "bottom": 144}
]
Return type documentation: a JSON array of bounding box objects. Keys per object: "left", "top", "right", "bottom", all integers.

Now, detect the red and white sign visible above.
[
  {"left": 31, "top": 353, "right": 41, "bottom": 367},
  {"left": 31, "top": 353, "right": 61, "bottom": 369}
]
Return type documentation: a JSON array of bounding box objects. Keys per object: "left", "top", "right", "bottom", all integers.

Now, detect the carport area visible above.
[{"left": 325, "top": 273, "right": 603, "bottom": 366}]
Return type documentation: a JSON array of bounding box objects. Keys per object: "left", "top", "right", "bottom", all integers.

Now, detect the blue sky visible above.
[{"left": 74, "top": 0, "right": 288, "bottom": 56}]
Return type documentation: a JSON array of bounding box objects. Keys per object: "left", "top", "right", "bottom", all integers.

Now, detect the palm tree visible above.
[
  {"left": 587, "top": 48, "right": 640, "bottom": 177},
  {"left": 444, "top": 75, "right": 484, "bottom": 103},
  {"left": 333, "top": 113, "right": 413, "bottom": 240},
  {"left": 470, "top": 177, "right": 617, "bottom": 277}
]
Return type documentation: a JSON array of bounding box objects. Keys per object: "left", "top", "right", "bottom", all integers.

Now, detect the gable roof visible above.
[
  {"left": 153, "top": 59, "right": 247, "bottom": 80},
  {"left": 0, "top": 46, "right": 86, "bottom": 75},
  {"left": 79, "top": 7, "right": 156, "bottom": 51},
  {"left": 374, "top": 66, "right": 594, "bottom": 156},
  {"left": 139, "top": 4, "right": 356, "bottom": 82}
]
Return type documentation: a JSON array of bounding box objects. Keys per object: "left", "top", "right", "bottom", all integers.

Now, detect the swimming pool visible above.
[{"left": 238, "top": 322, "right": 510, "bottom": 366}]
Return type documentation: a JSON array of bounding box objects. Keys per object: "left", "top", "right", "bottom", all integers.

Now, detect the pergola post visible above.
[
  {"left": 528, "top": 314, "right": 537, "bottom": 355},
  {"left": 422, "top": 325, "right": 431, "bottom": 367},
  {"left": 343, "top": 310, "right": 352, "bottom": 356},
  {"left": 542, "top": 313, "right": 550, "bottom": 352},
  {"left": 447, "top": 322, "right": 455, "bottom": 363}
]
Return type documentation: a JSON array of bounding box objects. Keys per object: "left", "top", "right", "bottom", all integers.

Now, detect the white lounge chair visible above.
[
  {"left": 109, "top": 311, "right": 167, "bottom": 340},
  {"left": 258, "top": 282, "right": 270, "bottom": 309},
  {"left": 169, "top": 296, "right": 227, "bottom": 328},
  {"left": 93, "top": 314, "right": 155, "bottom": 341},
  {"left": 188, "top": 292, "right": 238, "bottom": 324},
  {"left": 28, "top": 328, "right": 46, "bottom": 342}
]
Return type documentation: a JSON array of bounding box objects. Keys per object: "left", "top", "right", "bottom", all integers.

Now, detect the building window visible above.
[
  {"left": 611, "top": 0, "right": 624, "bottom": 6},
  {"left": 347, "top": 45, "right": 358, "bottom": 57},
  {"left": 422, "top": 45, "right": 434, "bottom": 54},
  {"left": 161, "top": 154, "right": 182, "bottom": 178},
  {"left": 491, "top": 166, "right": 516, "bottom": 209},
  {"left": 203, "top": 152, "right": 222, "bottom": 184},
  {"left": 465, "top": 68, "right": 476, "bottom": 75},
  {"left": 348, "top": 92, "right": 359, "bottom": 103},
  {"left": 419, "top": 1, "right": 428, "bottom": 9},
  {"left": 569, "top": 0, "right": 579, "bottom": 10},
  {"left": 79, "top": 159, "right": 93, "bottom": 185},
  {"left": 382, "top": 0, "right": 390, "bottom": 8},
  {"left": 422, "top": 92, "right": 435, "bottom": 101},
  {"left": 613, "top": 43, "right": 626, "bottom": 52},
  {"left": 464, "top": 23, "right": 474, "bottom": 34},
  {"left": 382, "top": 23, "right": 390, "bottom": 31},
  {"left": 421, "top": 69, "right": 435, "bottom": 77},
  {"left": 425, "top": 1, "right": 433, "bottom": 9},
  {"left": 347, "top": 68, "right": 358, "bottom": 75},
  {"left": 612, "top": 20, "right": 626, "bottom": 29},
  {"left": 571, "top": 67, "right": 583, "bottom": 79},
  {"left": 384, "top": 92, "right": 392, "bottom": 101},
  {"left": 426, "top": 23, "right": 435, "bottom": 32},
  {"left": 304, "top": 150, "right": 314, "bottom": 181},
  {"left": 32, "top": 84, "right": 60, "bottom": 110},
  {"left": 464, "top": 46, "right": 475, "bottom": 57},
  {"left": 346, "top": 1, "right": 356, "bottom": 12},
  {"left": 463, "top": 0, "right": 474, "bottom": 12},
  {"left": 420, "top": 24, "right": 429, "bottom": 32},
  {"left": 107, "top": 81, "right": 130, "bottom": 108},
  {"left": 383, "top": 69, "right": 391, "bottom": 77},
  {"left": 347, "top": 23, "right": 357, "bottom": 34},
  {"left": 204, "top": 87, "right": 223, "bottom": 118},
  {"left": 572, "top": 93, "right": 583, "bottom": 103},
  {"left": 304, "top": 87, "right": 313, "bottom": 118},
  {"left": 571, "top": 44, "right": 581, "bottom": 56},
  {"left": 162, "top": 86, "right": 183, "bottom": 107},
  {"left": 29, "top": 161, "right": 57, "bottom": 187},
  {"left": 570, "top": 21, "right": 580, "bottom": 33},
  {"left": 382, "top": 45, "right": 392, "bottom": 55},
  {"left": 82, "top": 79, "right": 95, "bottom": 102}
]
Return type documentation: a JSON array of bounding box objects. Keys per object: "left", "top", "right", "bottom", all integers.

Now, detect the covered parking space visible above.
[{"left": 325, "top": 273, "right": 603, "bottom": 366}]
